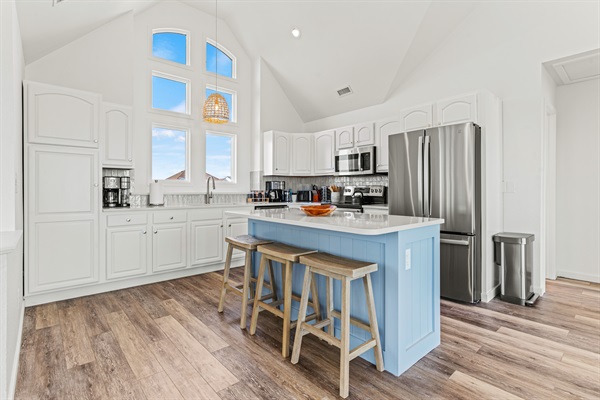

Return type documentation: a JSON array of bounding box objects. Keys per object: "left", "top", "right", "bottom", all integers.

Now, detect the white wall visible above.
[
  {"left": 0, "top": 1, "right": 24, "bottom": 397},
  {"left": 303, "top": 2, "right": 599, "bottom": 294},
  {"left": 555, "top": 78, "right": 600, "bottom": 283},
  {"left": 25, "top": 12, "right": 134, "bottom": 105}
]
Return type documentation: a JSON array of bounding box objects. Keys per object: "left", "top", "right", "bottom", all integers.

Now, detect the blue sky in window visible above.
[
  {"left": 205, "top": 88, "right": 232, "bottom": 120},
  {"left": 206, "top": 42, "right": 233, "bottom": 78},
  {"left": 152, "top": 127, "right": 187, "bottom": 180},
  {"left": 206, "top": 134, "right": 232, "bottom": 180},
  {"left": 153, "top": 32, "right": 186, "bottom": 64},
  {"left": 153, "top": 76, "right": 186, "bottom": 113}
]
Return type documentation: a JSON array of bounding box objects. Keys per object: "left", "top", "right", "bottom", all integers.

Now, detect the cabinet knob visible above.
[
  {"left": 94, "top": 139, "right": 98, "bottom": 143},
  {"left": 228, "top": 224, "right": 232, "bottom": 227},
  {"left": 94, "top": 183, "right": 98, "bottom": 187},
  {"left": 154, "top": 230, "right": 158, "bottom": 234},
  {"left": 128, "top": 158, "right": 132, "bottom": 162},
  {"left": 142, "top": 230, "right": 147, "bottom": 234},
  {"left": 169, "top": 216, "right": 174, "bottom": 220},
  {"left": 126, "top": 218, "right": 131, "bottom": 222},
  {"left": 220, "top": 225, "right": 223, "bottom": 228}
]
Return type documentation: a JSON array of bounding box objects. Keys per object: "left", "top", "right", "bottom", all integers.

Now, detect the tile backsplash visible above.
[
  {"left": 261, "top": 174, "right": 389, "bottom": 191},
  {"left": 128, "top": 193, "right": 248, "bottom": 208}
]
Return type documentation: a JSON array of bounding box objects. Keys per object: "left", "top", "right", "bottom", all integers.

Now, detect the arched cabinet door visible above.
[
  {"left": 399, "top": 103, "right": 433, "bottom": 132},
  {"left": 313, "top": 130, "right": 335, "bottom": 175},
  {"left": 435, "top": 93, "right": 478, "bottom": 126},
  {"left": 102, "top": 103, "right": 133, "bottom": 167},
  {"left": 335, "top": 126, "right": 354, "bottom": 151},
  {"left": 25, "top": 81, "right": 100, "bottom": 148}
]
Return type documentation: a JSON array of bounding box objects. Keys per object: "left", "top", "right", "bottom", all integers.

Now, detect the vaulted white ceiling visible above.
[{"left": 16, "top": 0, "right": 478, "bottom": 122}]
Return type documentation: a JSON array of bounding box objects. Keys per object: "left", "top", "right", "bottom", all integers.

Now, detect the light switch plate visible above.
[{"left": 405, "top": 248, "right": 411, "bottom": 270}]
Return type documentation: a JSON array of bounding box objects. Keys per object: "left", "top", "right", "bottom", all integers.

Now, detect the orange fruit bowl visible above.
[{"left": 300, "top": 205, "right": 337, "bottom": 217}]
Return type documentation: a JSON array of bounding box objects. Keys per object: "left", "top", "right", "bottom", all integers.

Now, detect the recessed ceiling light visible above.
[{"left": 291, "top": 27, "right": 301, "bottom": 39}]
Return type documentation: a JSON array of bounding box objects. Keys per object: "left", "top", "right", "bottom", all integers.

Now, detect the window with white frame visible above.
[
  {"left": 152, "top": 72, "right": 190, "bottom": 115},
  {"left": 152, "top": 30, "right": 189, "bottom": 65},
  {"left": 206, "top": 40, "right": 235, "bottom": 79},
  {"left": 152, "top": 125, "right": 189, "bottom": 181},
  {"left": 206, "top": 132, "right": 236, "bottom": 183}
]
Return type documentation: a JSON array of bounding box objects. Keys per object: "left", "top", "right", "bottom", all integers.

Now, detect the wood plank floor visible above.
[{"left": 15, "top": 274, "right": 600, "bottom": 399}]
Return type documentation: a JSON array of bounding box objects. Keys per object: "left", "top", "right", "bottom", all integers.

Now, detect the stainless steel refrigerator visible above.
[{"left": 389, "top": 122, "right": 481, "bottom": 303}]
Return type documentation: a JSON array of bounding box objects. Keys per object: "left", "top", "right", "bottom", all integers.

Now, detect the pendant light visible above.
[{"left": 203, "top": 0, "right": 229, "bottom": 124}]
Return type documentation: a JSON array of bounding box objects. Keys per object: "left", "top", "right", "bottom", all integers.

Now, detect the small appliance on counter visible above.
[
  {"left": 103, "top": 177, "right": 120, "bottom": 208},
  {"left": 120, "top": 176, "right": 131, "bottom": 207},
  {"left": 265, "top": 180, "right": 286, "bottom": 202},
  {"left": 296, "top": 190, "right": 312, "bottom": 202},
  {"left": 332, "top": 185, "right": 387, "bottom": 213},
  {"left": 320, "top": 186, "right": 332, "bottom": 203}
]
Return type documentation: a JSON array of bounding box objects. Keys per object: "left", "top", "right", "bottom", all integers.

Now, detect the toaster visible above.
[{"left": 296, "top": 190, "right": 312, "bottom": 202}]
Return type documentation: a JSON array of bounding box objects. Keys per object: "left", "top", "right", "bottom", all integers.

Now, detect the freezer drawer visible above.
[{"left": 440, "top": 233, "right": 480, "bottom": 303}]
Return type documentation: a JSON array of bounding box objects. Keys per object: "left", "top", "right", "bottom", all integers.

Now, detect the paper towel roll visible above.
[{"left": 149, "top": 180, "right": 164, "bottom": 205}]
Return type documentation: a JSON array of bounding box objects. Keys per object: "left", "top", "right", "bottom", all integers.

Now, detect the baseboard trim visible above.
[
  {"left": 481, "top": 284, "right": 500, "bottom": 303},
  {"left": 556, "top": 270, "right": 600, "bottom": 284},
  {"left": 9, "top": 305, "right": 24, "bottom": 399}
]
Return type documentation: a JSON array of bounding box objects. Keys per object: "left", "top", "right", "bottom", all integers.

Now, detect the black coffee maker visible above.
[{"left": 265, "top": 181, "right": 285, "bottom": 202}]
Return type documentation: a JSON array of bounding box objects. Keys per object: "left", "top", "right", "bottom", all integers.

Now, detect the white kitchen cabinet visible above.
[
  {"left": 190, "top": 220, "right": 223, "bottom": 266},
  {"left": 291, "top": 134, "right": 313, "bottom": 175},
  {"left": 152, "top": 223, "right": 187, "bottom": 272},
  {"left": 263, "top": 131, "right": 291, "bottom": 175},
  {"left": 375, "top": 118, "right": 402, "bottom": 173},
  {"left": 106, "top": 225, "right": 149, "bottom": 280},
  {"left": 335, "top": 126, "right": 354, "bottom": 151},
  {"left": 25, "top": 81, "right": 100, "bottom": 148},
  {"left": 224, "top": 217, "right": 248, "bottom": 260},
  {"left": 354, "top": 122, "right": 375, "bottom": 147},
  {"left": 399, "top": 103, "right": 434, "bottom": 132},
  {"left": 102, "top": 102, "right": 133, "bottom": 167},
  {"left": 313, "top": 130, "right": 336, "bottom": 175},
  {"left": 435, "top": 93, "right": 478, "bottom": 126}
]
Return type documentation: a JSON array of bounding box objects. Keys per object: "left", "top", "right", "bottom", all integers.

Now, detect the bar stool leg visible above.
[
  {"left": 364, "top": 274, "right": 384, "bottom": 371},
  {"left": 282, "top": 260, "right": 293, "bottom": 357},
  {"left": 267, "top": 260, "right": 278, "bottom": 302},
  {"left": 239, "top": 249, "right": 253, "bottom": 329},
  {"left": 249, "top": 254, "right": 267, "bottom": 335},
  {"left": 326, "top": 276, "right": 334, "bottom": 335},
  {"left": 217, "top": 244, "right": 234, "bottom": 313},
  {"left": 291, "top": 266, "right": 312, "bottom": 364},
  {"left": 310, "top": 272, "right": 321, "bottom": 320},
  {"left": 340, "top": 277, "right": 351, "bottom": 398}
]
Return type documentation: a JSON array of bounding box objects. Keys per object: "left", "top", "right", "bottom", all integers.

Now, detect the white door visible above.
[
  {"left": 436, "top": 94, "right": 478, "bottom": 126},
  {"left": 375, "top": 119, "right": 402, "bottom": 173},
  {"left": 190, "top": 220, "right": 223, "bottom": 265},
  {"left": 106, "top": 226, "right": 149, "bottom": 280},
  {"left": 152, "top": 223, "right": 187, "bottom": 272},
  {"left": 273, "top": 132, "right": 291, "bottom": 175},
  {"left": 225, "top": 218, "right": 248, "bottom": 260},
  {"left": 400, "top": 103, "right": 433, "bottom": 132},
  {"left": 291, "top": 134, "right": 313, "bottom": 175},
  {"left": 335, "top": 126, "right": 354, "bottom": 151},
  {"left": 28, "top": 217, "right": 98, "bottom": 293},
  {"left": 25, "top": 81, "right": 100, "bottom": 148},
  {"left": 313, "top": 130, "right": 335, "bottom": 175},
  {"left": 102, "top": 103, "right": 133, "bottom": 167},
  {"left": 354, "top": 122, "right": 375, "bottom": 147}
]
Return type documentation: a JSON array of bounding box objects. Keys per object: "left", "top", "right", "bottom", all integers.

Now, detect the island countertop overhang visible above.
[{"left": 225, "top": 209, "right": 443, "bottom": 236}]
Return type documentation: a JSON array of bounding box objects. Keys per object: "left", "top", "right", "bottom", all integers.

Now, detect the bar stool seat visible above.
[
  {"left": 249, "top": 243, "right": 320, "bottom": 357},
  {"left": 217, "top": 235, "right": 277, "bottom": 329},
  {"left": 291, "top": 252, "right": 384, "bottom": 398}
]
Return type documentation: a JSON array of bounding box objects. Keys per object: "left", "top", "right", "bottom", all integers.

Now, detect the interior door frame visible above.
[{"left": 540, "top": 99, "right": 557, "bottom": 290}]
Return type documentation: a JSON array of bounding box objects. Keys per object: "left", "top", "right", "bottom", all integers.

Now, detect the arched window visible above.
[
  {"left": 206, "top": 40, "right": 235, "bottom": 79},
  {"left": 152, "top": 30, "right": 189, "bottom": 65}
]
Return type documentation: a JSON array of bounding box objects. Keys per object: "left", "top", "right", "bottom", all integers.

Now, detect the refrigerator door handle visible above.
[
  {"left": 424, "top": 135, "right": 431, "bottom": 217},
  {"left": 417, "top": 136, "right": 424, "bottom": 216},
  {"left": 440, "top": 238, "right": 470, "bottom": 246}
]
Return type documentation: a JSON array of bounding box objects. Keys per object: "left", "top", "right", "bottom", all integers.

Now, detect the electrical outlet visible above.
[{"left": 405, "top": 248, "right": 411, "bottom": 270}]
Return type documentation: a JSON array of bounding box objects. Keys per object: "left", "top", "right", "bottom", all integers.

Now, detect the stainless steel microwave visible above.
[{"left": 334, "top": 146, "right": 376, "bottom": 176}]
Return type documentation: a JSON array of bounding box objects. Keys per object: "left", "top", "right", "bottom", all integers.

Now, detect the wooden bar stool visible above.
[
  {"left": 218, "top": 235, "right": 277, "bottom": 329},
  {"left": 249, "top": 243, "right": 320, "bottom": 357},
  {"left": 291, "top": 252, "right": 384, "bottom": 398}
]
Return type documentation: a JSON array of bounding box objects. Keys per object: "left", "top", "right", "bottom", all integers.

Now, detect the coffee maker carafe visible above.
[{"left": 103, "top": 177, "right": 120, "bottom": 208}]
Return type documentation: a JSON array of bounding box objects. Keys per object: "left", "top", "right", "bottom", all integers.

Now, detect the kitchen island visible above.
[{"left": 225, "top": 208, "right": 443, "bottom": 376}]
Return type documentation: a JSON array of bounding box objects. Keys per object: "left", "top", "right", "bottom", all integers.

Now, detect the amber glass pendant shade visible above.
[{"left": 203, "top": 92, "right": 229, "bottom": 124}]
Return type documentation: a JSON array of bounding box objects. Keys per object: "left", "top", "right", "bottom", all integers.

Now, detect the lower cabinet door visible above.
[
  {"left": 152, "top": 223, "right": 187, "bottom": 272},
  {"left": 28, "top": 218, "right": 98, "bottom": 293},
  {"left": 106, "top": 226, "right": 149, "bottom": 280},
  {"left": 225, "top": 217, "right": 248, "bottom": 260},
  {"left": 190, "top": 220, "right": 223, "bottom": 265}
]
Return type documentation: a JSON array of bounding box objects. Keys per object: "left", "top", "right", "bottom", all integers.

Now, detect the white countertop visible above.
[
  {"left": 102, "top": 201, "right": 322, "bottom": 213},
  {"left": 0, "top": 230, "right": 23, "bottom": 255},
  {"left": 225, "top": 209, "right": 443, "bottom": 236}
]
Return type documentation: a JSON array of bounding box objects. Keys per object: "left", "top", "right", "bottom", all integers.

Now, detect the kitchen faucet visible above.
[{"left": 206, "top": 176, "right": 216, "bottom": 204}]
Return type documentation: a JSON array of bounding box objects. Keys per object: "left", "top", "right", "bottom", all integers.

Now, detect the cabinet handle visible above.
[
  {"left": 128, "top": 158, "right": 132, "bottom": 161},
  {"left": 142, "top": 230, "right": 147, "bottom": 234},
  {"left": 169, "top": 216, "right": 174, "bottom": 220},
  {"left": 228, "top": 224, "right": 232, "bottom": 227},
  {"left": 94, "top": 139, "right": 98, "bottom": 143},
  {"left": 154, "top": 230, "right": 158, "bottom": 234},
  {"left": 94, "top": 183, "right": 98, "bottom": 187},
  {"left": 220, "top": 225, "right": 223, "bottom": 228},
  {"left": 126, "top": 218, "right": 131, "bottom": 222}
]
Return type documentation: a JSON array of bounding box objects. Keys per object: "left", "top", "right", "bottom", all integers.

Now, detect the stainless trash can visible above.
[{"left": 493, "top": 233, "right": 538, "bottom": 306}]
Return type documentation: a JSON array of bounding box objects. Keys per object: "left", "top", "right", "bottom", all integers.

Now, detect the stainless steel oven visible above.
[{"left": 334, "top": 146, "right": 376, "bottom": 176}]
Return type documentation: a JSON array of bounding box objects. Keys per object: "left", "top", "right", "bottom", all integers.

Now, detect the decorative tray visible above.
[{"left": 300, "top": 205, "right": 337, "bottom": 217}]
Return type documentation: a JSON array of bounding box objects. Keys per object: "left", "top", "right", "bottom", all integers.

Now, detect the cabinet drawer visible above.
[
  {"left": 153, "top": 211, "right": 187, "bottom": 224},
  {"left": 107, "top": 213, "right": 148, "bottom": 227},
  {"left": 189, "top": 208, "right": 223, "bottom": 221}
]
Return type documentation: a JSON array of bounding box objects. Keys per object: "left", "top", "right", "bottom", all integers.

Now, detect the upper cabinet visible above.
[
  {"left": 263, "top": 131, "right": 291, "bottom": 175},
  {"left": 354, "top": 122, "right": 375, "bottom": 147},
  {"left": 399, "top": 103, "right": 433, "bottom": 132},
  {"left": 102, "top": 103, "right": 133, "bottom": 168},
  {"left": 435, "top": 93, "right": 478, "bottom": 126},
  {"left": 291, "top": 134, "right": 313, "bottom": 175},
  {"left": 335, "top": 126, "right": 354, "bottom": 151},
  {"left": 25, "top": 81, "right": 100, "bottom": 148},
  {"left": 375, "top": 119, "right": 402, "bottom": 173},
  {"left": 313, "top": 130, "right": 335, "bottom": 175}
]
